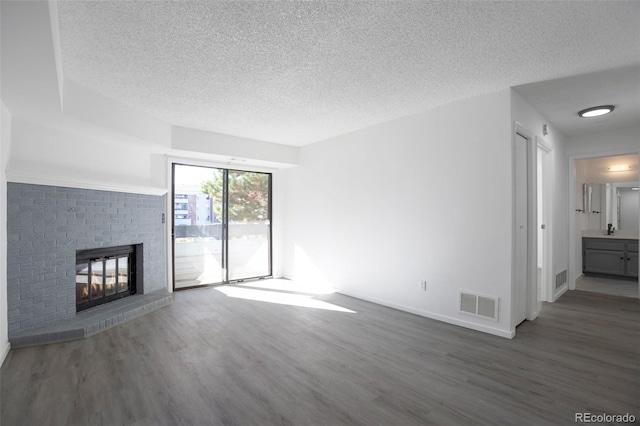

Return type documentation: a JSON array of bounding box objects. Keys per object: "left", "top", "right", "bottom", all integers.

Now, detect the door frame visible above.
[
  {"left": 513, "top": 123, "right": 553, "bottom": 326},
  {"left": 165, "top": 156, "right": 275, "bottom": 292},
  {"left": 513, "top": 126, "right": 532, "bottom": 327},
  {"left": 567, "top": 149, "right": 640, "bottom": 299},
  {"left": 226, "top": 168, "right": 274, "bottom": 282},
  {"left": 536, "top": 136, "right": 553, "bottom": 305}
]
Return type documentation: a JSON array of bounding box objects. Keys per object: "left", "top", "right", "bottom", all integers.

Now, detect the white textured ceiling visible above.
[{"left": 56, "top": 1, "right": 640, "bottom": 146}]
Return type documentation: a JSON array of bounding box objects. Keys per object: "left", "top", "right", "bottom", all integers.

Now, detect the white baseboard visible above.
[
  {"left": 0, "top": 341, "right": 10, "bottom": 367},
  {"left": 552, "top": 284, "right": 569, "bottom": 302},
  {"left": 570, "top": 273, "right": 583, "bottom": 291},
  {"left": 334, "top": 288, "right": 515, "bottom": 339}
]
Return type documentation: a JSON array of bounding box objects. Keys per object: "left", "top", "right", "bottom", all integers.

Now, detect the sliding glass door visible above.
[
  {"left": 172, "top": 164, "right": 272, "bottom": 290},
  {"left": 172, "top": 164, "right": 225, "bottom": 289},
  {"left": 227, "top": 170, "right": 272, "bottom": 281}
]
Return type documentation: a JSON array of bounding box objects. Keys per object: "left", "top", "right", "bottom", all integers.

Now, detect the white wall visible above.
[
  {"left": 1, "top": 102, "right": 11, "bottom": 365},
  {"left": 565, "top": 125, "right": 640, "bottom": 158},
  {"left": 172, "top": 126, "right": 299, "bottom": 168},
  {"left": 510, "top": 90, "right": 569, "bottom": 301},
  {"left": 63, "top": 79, "right": 172, "bottom": 148},
  {"left": 283, "top": 89, "right": 515, "bottom": 337},
  {"left": 576, "top": 155, "right": 639, "bottom": 184},
  {"left": 8, "top": 117, "right": 159, "bottom": 190}
]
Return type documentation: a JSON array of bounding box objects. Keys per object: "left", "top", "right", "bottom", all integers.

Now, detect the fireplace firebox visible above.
[{"left": 76, "top": 244, "right": 142, "bottom": 312}]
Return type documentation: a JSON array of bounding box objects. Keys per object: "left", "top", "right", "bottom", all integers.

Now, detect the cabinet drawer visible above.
[
  {"left": 582, "top": 239, "right": 625, "bottom": 251},
  {"left": 628, "top": 243, "right": 638, "bottom": 253}
]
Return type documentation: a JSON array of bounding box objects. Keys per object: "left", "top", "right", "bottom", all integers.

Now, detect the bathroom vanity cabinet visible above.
[{"left": 582, "top": 237, "right": 638, "bottom": 278}]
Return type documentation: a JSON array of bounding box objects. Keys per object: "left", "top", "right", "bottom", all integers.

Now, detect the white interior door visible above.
[
  {"left": 537, "top": 146, "right": 546, "bottom": 308},
  {"left": 537, "top": 139, "right": 555, "bottom": 305},
  {"left": 514, "top": 133, "right": 529, "bottom": 325},
  {"left": 537, "top": 147, "right": 544, "bottom": 303}
]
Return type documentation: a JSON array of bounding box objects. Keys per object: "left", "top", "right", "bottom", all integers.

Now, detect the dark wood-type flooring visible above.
[
  {"left": 576, "top": 274, "right": 639, "bottom": 299},
  {"left": 1, "top": 284, "right": 638, "bottom": 425}
]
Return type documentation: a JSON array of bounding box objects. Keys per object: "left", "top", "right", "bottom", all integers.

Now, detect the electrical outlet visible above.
[{"left": 420, "top": 280, "right": 427, "bottom": 291}]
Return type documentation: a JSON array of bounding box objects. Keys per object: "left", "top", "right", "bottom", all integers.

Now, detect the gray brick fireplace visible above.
[{"left": 7, "top": 183, "right": 167, "bottom": 338}]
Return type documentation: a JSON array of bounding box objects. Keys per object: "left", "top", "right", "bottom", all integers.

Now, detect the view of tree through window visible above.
[{"left": 200, "top": 171, "right": 269, "bottom": 223}]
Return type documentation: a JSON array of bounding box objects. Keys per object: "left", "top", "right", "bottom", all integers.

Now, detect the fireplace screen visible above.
[{"left": 76, "top": 245, "right": 138, "bottom": 311}]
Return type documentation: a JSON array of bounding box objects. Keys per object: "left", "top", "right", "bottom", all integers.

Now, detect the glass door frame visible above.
[
  {"left": 171, "top": 162, "right": 226, "bottom": 290},
  {"left": 226, "top": 168, "right": 273, "bottom": 282},
  {"left": 171, "top": 162, "right": 273, "bottom": 291}
]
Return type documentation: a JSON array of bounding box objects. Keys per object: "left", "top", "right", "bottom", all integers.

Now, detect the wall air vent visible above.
[
  {"left": 555, "top": 270, "right": 567, "bottom": 290},
  {"left": 458, "top": 291, "right": 499, "bottom": 322}
]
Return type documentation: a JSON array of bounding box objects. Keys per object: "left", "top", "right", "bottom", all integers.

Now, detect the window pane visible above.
[
  {"left": 105, "top": 258, "right": 117, "bottom": 296},
  {"left": 173, "top": 164, "right": 224, "bottom": 288},
  {"left": 228, "top": 170, "right": 271, "bottom": 280},
  {"left": 91, "top": 260, "right": 104, "bottom": 299},
  {"left": 118, "top": 256, "right": 129, "bottom": 293},
  {"left": 76, "top": 263, "right": 89, "bottom": 304}
]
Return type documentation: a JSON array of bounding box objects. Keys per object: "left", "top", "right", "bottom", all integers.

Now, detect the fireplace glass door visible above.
[{"left": 76, "top": 245, "right": 136, "bottom": 312}]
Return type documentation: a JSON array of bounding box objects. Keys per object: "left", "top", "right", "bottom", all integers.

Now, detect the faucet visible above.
[{"left": 607, "top": 223, "right": 615, "bottom": 235}]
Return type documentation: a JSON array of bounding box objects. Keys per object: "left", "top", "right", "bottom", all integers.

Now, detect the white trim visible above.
[
  {"left": 536, "top": 136, "right": 554, "bottom": 304},
  {"left": 6, "top": 172, "right": 167, "bottom": 196},
  {"left": 569, "top": 148, "right": 639, "bottom": 162},
  {"left": 525, "top": 129, "right": 539, "bottom": 320},
  {"left": 513, "top": 122, "right": 539, "bottom": 323},
  {"left": 167, "top": 155, "right": 282, "bottom": 174},
  {"left": 164, "top": 155, "right": 279, "bottom": 293},
  {"left": 47, "top": 0, "right": 64, "bottom": 109},
  {"left": 336, "top": 288, "right": 515, "bottom": 339},
  {"left": 0, "top": 342, "right": 10, "bottom": 367},
  {"left": 568, "top": 155, "right": 578, "bottom": 290},
  {"left": 536, "top": 135, "right": 553, "bottom": 153},
  {"left": 552, "top": 283, "right": 569, "bottom": 302},
  {"left": 512, "top": 123, "right": 527, "bottom": 327},
  {"left": 165, "top": 157, "right": 174, "bottom": 293}
]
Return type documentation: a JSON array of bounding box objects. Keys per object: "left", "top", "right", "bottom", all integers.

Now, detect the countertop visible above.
[{"left": 582, "top": 229, "right": 639, "bottom": 240}]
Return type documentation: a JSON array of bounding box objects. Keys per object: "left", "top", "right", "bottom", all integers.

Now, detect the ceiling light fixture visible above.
[
  {"left": 578, "top": 105, "right": 615, "bottom": 118},
  {"left": 607, "top": 165, "right": 631, "bottom": 172}
]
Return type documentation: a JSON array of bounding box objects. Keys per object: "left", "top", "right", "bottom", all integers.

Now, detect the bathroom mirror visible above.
[
  {"left": 585, "top": 182, "right": 639, "bottom": 230},
  {"left": 582, "top": 183, "right": 592, "bottom": 214}
]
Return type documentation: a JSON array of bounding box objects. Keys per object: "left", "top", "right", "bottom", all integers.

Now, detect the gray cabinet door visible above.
[
  {"left": 583, "top": 249, "right": 625, "bottom": 275},
  {"left": 627, "top": 253, "right": 639, "bottom": 278}
]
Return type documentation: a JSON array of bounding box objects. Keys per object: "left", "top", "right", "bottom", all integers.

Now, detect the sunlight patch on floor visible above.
[
  {"left": 215, "top": 285, "right": 355, "bottom": 313},
  {"left": 237, "top": 278, "right": 335, "bottom": 295}
]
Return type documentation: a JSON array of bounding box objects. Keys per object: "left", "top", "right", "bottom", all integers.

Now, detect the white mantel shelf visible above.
[
  {"left": 6, "top": 171, "right": 167, "bottom": 196},
  {"left": 582, "top": 229, "right": 639, "bottom": 240}
]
